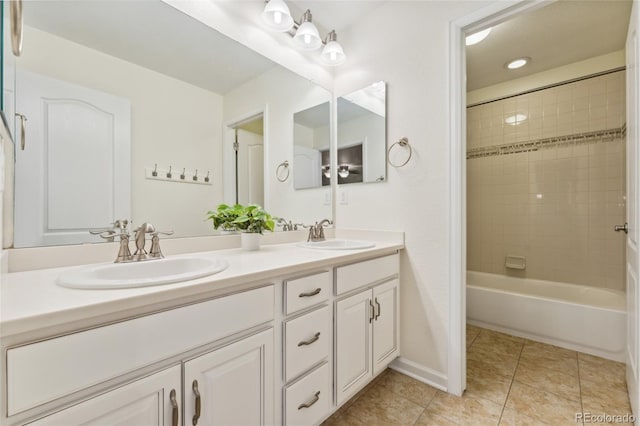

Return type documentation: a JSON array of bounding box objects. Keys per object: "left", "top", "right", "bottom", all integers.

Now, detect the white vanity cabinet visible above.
[
  {"left": 334, "top": 255, "right": 399, "bottom": 406},
  {"left": 27, "top": 365, "right": 182, "bottom": 426},
  {"left": 184, "top": 328, "right": 274, "bottom": 426}
]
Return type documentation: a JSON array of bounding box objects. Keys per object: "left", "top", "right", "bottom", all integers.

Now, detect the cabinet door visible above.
[
  {"left": 28, "top": 365, "right": 181, "bottom": 426},
  {"left": 184, "top": 328, "right": 274, "bottom": 426},
  {"left": 372, "top": 279, "right": 400, "bottom": 375},
  {"left": 335, "top": 290, "right": 373, "bottom": 405}
]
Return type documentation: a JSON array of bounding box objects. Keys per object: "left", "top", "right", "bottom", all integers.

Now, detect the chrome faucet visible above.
[
  {"left": 306, "top": 219, "right": 333, "bottom": 242},
  {"left": 133, "top": 222, "right": 156, "bottom": 261}
]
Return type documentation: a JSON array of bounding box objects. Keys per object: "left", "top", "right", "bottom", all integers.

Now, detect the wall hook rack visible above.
[{"left": 145, "top": 165, "right": 212, "bottom": 186}]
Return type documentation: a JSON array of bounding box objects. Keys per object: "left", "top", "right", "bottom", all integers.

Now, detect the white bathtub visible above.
[{"left": 467, "top": 271, "right": 626, "bottom": 361}]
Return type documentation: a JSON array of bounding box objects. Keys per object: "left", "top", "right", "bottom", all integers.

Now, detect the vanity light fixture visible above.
[
  {"left": 323, "top": 166, "right": 331, "bottom": 178},
  {"left": 465, "top": 27, "right": 492, "bottom": 46},
  {"left": 338, "top": 164, "right": 350, "bottom": 178},
  {"left": 261, "top": 0, "right": 294, "bottom": 31},
  {"left": 261, "top": 0, "right": 347, "bottom": 66},
  {"left": 506, "top": 57, "right": 530, "bottom": 70}
]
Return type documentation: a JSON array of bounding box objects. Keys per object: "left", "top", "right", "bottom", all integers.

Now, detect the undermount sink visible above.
[
  {"left": 57, "top": 256, "right": 229, "bottom": 289},
  {"left": 298, "top": 239, "right": 376, "bottom": 250}
]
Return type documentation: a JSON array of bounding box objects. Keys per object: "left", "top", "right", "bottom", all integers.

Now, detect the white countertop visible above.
[{"left": 1, "top": 235, "right": 403, "bottom": 342}]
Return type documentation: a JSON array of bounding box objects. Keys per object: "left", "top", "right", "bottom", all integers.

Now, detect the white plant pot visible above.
[{"left": 241, "top": 232, "right": 261, "bottom": 251}]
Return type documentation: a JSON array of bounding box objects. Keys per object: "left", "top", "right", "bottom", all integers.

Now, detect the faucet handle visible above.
[
  {"left": 92, "top": 230, "right": 116, "bottom": 242},
  {"left": 149, "top": 230, "right": 173, "bottom": 258}
]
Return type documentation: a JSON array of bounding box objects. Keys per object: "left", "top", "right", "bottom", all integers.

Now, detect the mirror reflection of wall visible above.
[
  {"left": 5, "top": 0, "right": 332, "bottom": 248},
  {"left": 337, "top": 81, "right": 386, "bottom": 184},
  {"left": 293, "top": 101, "right": 330, "bottom": 190}
]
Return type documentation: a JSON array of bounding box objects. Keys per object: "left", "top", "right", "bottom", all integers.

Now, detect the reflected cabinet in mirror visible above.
[
  {"left": 6, "top": 0, "right": 332, "bottom": 248},
  {"left": 293, "top": 102, "right": 330, "bottom": 190},
  {"left": 336, "top": 81, "right": 386, "bottom": 184}
]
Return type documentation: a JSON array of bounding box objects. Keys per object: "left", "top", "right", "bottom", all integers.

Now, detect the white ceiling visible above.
[
  {"left": 23, "top": 1, "right": 277, "bottom": 95},
  {"left": 466, "top": 0, "right": 633, "bottom": 91}
]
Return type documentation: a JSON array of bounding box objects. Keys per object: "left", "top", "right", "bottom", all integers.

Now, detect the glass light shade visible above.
[
  {"left": 321, "top": 40, "right": 346, "bottom": 66},
  {"left": 323, "top": 166, "right": 330, "bottom": 178},
  {"left": 261, "top": 0, "right": 294, "bottom": 32},
  {"left": 293, "top": 21, "right": 322, "bottom": 50},
  {"left": 338, "top": 165, "right": 350, "bottom": 178}
]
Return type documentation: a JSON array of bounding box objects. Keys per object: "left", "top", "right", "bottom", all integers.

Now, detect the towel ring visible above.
[
  {"left": 276, "top": 160, "right": 290, "bottom": 182},
  {"left": 387, "top": 137, "right": 412, "bottom": 168}
]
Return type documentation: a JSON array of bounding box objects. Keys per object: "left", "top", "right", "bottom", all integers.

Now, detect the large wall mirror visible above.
[
  {"left": 336, "top": 81, "right": 386, "bottom": 184},
  {"left": 4, "top": 0, "right": 332, "bottom": 248},
  {"left": 293, "top": 101, "right": 330, "bottom": 190}
]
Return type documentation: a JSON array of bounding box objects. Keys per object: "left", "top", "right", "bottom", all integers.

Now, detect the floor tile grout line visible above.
[
  {"left": 577, "top": 353, "right": 585, "bottom": 426},
  {"left": 496, "top": 340, "right": 525, "bottom": 425}
]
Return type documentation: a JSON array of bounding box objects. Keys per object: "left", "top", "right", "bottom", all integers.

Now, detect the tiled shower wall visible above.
[{"left": 466, "top": 71, "right": 626, "bottom": 290}]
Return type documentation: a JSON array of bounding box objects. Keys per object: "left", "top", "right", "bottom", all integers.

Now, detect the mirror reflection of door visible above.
[
  {"left": 293, "top": 101, "right": 330, "bottom": 190},
  {"left": 231, "top": 116, "right": 264, "bottom": 206},
  {"left": 14, "top": 69, "right": 131, "bottom": 247}
]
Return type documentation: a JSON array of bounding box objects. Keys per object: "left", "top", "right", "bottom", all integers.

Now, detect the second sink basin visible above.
[
  {"left": 298, "top": 239, "right": 376, "bottom": 250},
  {"left": 57, "top": 256, "right": 229, "bottom": 289}
]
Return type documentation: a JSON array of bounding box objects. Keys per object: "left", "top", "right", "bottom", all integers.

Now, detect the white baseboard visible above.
[{"left": 389, "top": 357, "right": 448, "bottom": 392}]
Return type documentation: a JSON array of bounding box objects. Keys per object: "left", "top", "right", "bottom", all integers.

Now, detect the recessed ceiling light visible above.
[
  {"left": 465, "top": 28, "right": 492, "bottom": 46},
  {"left": 505, "top": 114, "right": 527, "bottom": 125},
  {"left": 506, "top": 57, "right": 530, "bottom": 70}
]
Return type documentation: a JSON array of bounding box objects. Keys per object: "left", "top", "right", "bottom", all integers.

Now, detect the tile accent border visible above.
[
  {"left": 466, "top": 125, "right": 625, "bottom": 159},
  {"left": 389, "top": 357, "right": 448, "bottom": 391}
]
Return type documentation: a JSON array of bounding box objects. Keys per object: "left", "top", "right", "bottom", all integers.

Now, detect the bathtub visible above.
[{"left": 467, "top": 271, "right": 626, "bottom": 362}]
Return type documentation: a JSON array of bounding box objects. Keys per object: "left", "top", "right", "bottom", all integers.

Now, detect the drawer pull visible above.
[
  {"left": 299, "top": 288, "right": 321, "bottom": 298},
  {"left": 375, "top": 297, "right": 381, "bottom": 320},
  {"left": 169, "top": 389, "right": 179, "bottom": 426},
  {"left": 192, "top": 380, "right": 201, "bottom": 426},
  {"left": 297, "top": 332, "right": 321, "bottom": 347},
  {"left": 298, "top": 391, "right": 321, "bottom": 410}
]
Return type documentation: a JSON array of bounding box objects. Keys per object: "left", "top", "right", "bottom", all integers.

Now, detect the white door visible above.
[
  {"left": 627, "top": 1, "right": 640, "bottom": 416},
  {"left": 293, "top": 145, "right": 321, "bottom": 189},
  {"left": 14, "top": 69, "right": 130, "bottom": 247},
  {"left": 183, "top": 329, "right": 274, "bottom": 426},
  {"left": 372, "top": 279, "right": 400, "bottom": 375},
  {"left": 335, "top": 290, "right": 372, "bottom": 405},
  {"left": 28, "top": 365, "right": 181, "bottom": 426},
  {"left": 236, "top": 129, "right": 264, "bottom": 206}
]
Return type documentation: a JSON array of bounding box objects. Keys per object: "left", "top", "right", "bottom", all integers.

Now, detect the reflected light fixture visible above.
[
  {"left": 505, "top": 114, "right": 527, "bottom": 125},
  {"left": 323, "top": 166, "right": 331, "bottom": 178},
  {"left": 338, "top": 165, "right": 350, "bottom": 178},
  {"left": 261, "top": 1, "right": 346, "bottom": 66},
  {"left": 465, "top": 27, "right": 492, "bottom": 46},
  {"left": 506, "top": 57, "right": 530, "bottom": 69}
]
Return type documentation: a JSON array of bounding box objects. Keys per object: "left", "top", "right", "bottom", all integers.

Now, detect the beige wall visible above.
[
  {"left": 334, "top": 1, "right": 492, "bottom": 381},
  {"left": 467, "top": 71, "right": 626, "bottom": 290}
]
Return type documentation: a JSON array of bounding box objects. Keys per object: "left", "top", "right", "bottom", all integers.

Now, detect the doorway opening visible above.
[
  {"left": 226, "top": 113, "right": 265, "bottom": 206},
  {"left": 450, "top": 0, "right": 636, "bottom": 412}
]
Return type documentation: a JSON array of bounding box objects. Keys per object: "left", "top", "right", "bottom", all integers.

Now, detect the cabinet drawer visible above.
[
  {"left": 284, "top": 306, "right": 330, "bottom": 382},
  {"left": 7, "top": 285, "right": 274, "bottom": 416},
  {"left": 284, "top": 362, "right": 330, "bottom": 426},
  {"left": 284, "top": 270, "right": 331, "bottom": 315},
  {"left": 336, "top": 253, "right": 399, "bottom": 295}
]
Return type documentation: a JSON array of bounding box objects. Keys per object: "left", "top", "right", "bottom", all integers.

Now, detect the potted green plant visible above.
[{"left": 207, "top": 204, "right": 275, "bottom": 250}]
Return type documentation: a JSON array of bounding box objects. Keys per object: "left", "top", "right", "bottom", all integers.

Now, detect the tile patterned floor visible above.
[{"left": 323, "top": 325, "right": 632, "bottom": 425}]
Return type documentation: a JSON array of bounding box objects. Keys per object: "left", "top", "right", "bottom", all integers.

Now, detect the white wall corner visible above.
[{"left": 389, "top": 357, "right": 448, "bottom": 391}]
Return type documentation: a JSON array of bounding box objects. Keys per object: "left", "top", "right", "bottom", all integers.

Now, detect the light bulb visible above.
[
  {"left": 304, "top": 34, "right": 311, "bottom": 44},
  {"left": 330, "top": 51, "right": 336, "bottom": 61},
  {"left": 274, "top": 11, "right": 282, "bottom": 24}
]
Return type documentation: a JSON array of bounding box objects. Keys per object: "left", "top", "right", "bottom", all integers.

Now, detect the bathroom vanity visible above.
[{"left": 0, "top": 235, "right": 402, "bottom": 425}]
